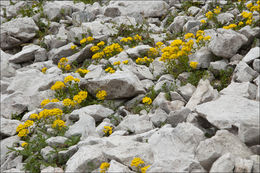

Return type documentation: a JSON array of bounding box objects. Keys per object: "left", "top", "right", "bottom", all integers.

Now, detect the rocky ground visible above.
[{"left": 0, "top": 0, "right": 260, "bottom": 172}]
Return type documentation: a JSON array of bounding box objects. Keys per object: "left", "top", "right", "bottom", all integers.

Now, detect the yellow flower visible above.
[
  {"left": 63, "top": 98, "right": 75, "bottom": 107},
  {"left": 190, "top": 61, "right": 198, "bottom": 69},
  {"left": 141, "top": 165, "right": 150, "bottom": 173},
  {"left": 247, "top": 3, "right": 253, "bottom": 9},
  {"left": 204, "top": 36, "right": 211, "bottom": 41},
  {"left": 246, "top": 19, "right": 252, "bottom": 25},
  {"left": 16, "top": 124, "right": 25, "bottom": 132},
  {"left": 41, "top": 99, "right": 51, "bottom": 108},
  {"left": 113, "top": 61, "right": 121, "bottom": 66},
  {"left": 86, "top": 36, "right": 94, "bottom": 42},
  {"left": 24, "top": 120, "right": 34, "bottom": 128},
  {"left": 52, "top": 119, "right": 66, "bottom": 129},
  {"left": 60, "top": 57, "right": 68, "bottom": 63},
  {"left": 65, "top": 64, "right": 71, "bottom": 71},
  {"left": 90, "top": 46, "right": 100, "bottom": 52},
  {"left": 200, "top": 19, "right": 206, "bottom": 24},
  {"left": 42, "top": 67, "right": 47, "bottom": 74},
  {"left": 206, "top": 11, "right": 213, "bottom": 19},
  {"left": 80, "top": 38, "right": 87, "bottom": 44},
  {"left": 92, "top": 52, "right": 104, "bottom": 60},
  {"left": 64, "top": 75, "right": 75, "bottom": 84},
  {"left": 156, "top": 42, "right": 164, "bottom": 48},
  {"left": 71, "top": 45, "right": 77, "bottom": 50},
  {"left": 196, "top": 30, "right": 205, "bottom": 38},
  {"left": 51, "top": 81, "right": 66, "bottom": 90},
  {"left": 238, "top": 21, "right": 244, "bottom": 26},
  {"left": 184, "top": 33, "right": 195, "bottom": 40},
  {"left": 51, "top": 99, "right": 59, "bottom": 102},
  {"left": 30, "top": 113, "right": 38, "bottom": 119},
  {"left": 134, "top": 34, "right": 142, "bottom": 41},
  {"left": 100, "top": 162, "right": 110, "bottom": 173},
  {"left": 170, "top": 39, "right": 183, "bottom": 47},
  {"left": 96, "top": 90, "right": 107, "bottom": 100},
  {"left": 131, "top": 157, "right": 145, "bottom": 168},
  {"left": 214, "top": 6, "right": 221, "bottom": 14},
  {"left": 103, "top": 126, "right": 113, "bottom": 135},
  {"left": 73, "top": 91, "right": 88, "bottom": 104},
  {"left": 122, "top": 60, "right": 129, "bottom": 64},
  {"left": 18, "top": 129, "right": 29, "bottom": 138},
  {"left": 76, "top": 68, "right": 90, "bottom": 74},
  {"left": 142, "top": 97, "right": 152, "bottom": 105},
  {"left": 97, "top": 41, "right": 105, "bottom": 47},
  {"left": 21, "top": 142, "right": 28, "bottom": 148},
  {"left": 74, "top": 78, "right": 80, "bottom": 83},
  {"left": 105, "top": 67, "right": 115, "bottom": 73}
]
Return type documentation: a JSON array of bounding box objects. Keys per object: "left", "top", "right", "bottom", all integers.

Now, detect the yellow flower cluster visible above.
[
  {"left": 42, "top": 67, "right": 47, "bottom": 74},
  {"left": 96, "top": 90, "right": 107, "bottom": 100},
  {"left": 100, "top": 162, "right": 110, "bottom": 173},
  {"left": 196, "top": 30, "right": 211, "bottom": 43},
  {"left": 134, "top": 34, "right": 142, "bottom": 41},
  {"left": 73, "top": 91, "right": 88, "bottom": 104},
  {"left": 122, "top": 60, "right": 129, "bottom": 64},
  {"left": 223, "top": 24, "right": 237, "bottom": 29},
  {"left": 200, "top": 19, "right": 206, "bottom": 24},
  {"left": 40, "top": 99, "right": 59, "bottom": 108},
  {"left": 241, "top": 11, "right": 253, "bottom": 25},
  {"left": 184, "top": 33, "right": 195, "bottom": 40},
  {"left": 131, "top": 157, "right": 145, "bottom": 167},
  {"left": 63, "top": 98, "right": 76, "bottom": 107},
  {"left": 16, "top": 120, "right": 34, "bottom": 138},
  {"left": 105, "top": 67, "right": 115, "bottom": 73},
  {"left": 142, "top": 97, "right": 152, "bottom": 105},
  {"left": 205, "top": 11, "right": 213, "bottom": 19},
  {"left": 113, "top": 61, "right": 121, "bottom": 66},
  {"left": 58, "top": 57, "right": 70, "bottom": 72},
  {"left": 103, "top": 43, "right": 123, "bottom": 57},
  {"left": 103, "top": 126, "right": 112, "bottom": 135},
  {"left": 246, "top": 1, "right": 260, "bottom": 12},
  {"left": 141, "top": 165, "right": 150, "bottom": 173},
  {"left": 190, "top": 61, "right": 198, "bottom": 69},
  {"left": 136, "top": 56, "right": 153, "bottom": 64},
  {"left": 21, "top": 142, "right": 28, "bottom": 147},
  {"left": 71, "top": 45, "right": 77, "bottom": 50},
  {"left": 80, "top": 36, "right": 94, "bottom": 44},
  {"left": 76, "top": 68, "right": 90, "bottom": 76},
  {"left": 64, "top": 75, "right": 80, "bottom": 84},
  {"left": 120, "top": 37, "right": 133, "bottom": 43},
  {"left": 214, "top": 6, "right": 221, "bottom": 14},
  {"left": 92, "top": 52, "right": 104, "bottom": 60},
  {"left": 51, "top": 81, "right": 66, "bottom": 90},
  {"left": 91, "top": 46, "right": 100, "bottom": 52},
  {"left": 97, "top": 41, "right": 105, "bottom": 47},
  {"left": 52, "top": 119, "right": 66, "bottom": 129},
  {"left": 38, "top": 108, "right": 63, "bottom": 119}
]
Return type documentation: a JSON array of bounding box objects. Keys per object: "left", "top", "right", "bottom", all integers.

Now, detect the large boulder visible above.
[
  {"left": 0, "top": 17, "right": 39, "bottom": 50},
  {"left": 195, "top": 95, "right": 260, "bottom": 145},
  {"left": 209, "top": 28, "right": 248, "bottom": 59},
  {"left": 80, "top": 71, "right": 145, "bottom": 99},
  {"left": 0, "top": 50, "right": 16, "bottom": 78}
]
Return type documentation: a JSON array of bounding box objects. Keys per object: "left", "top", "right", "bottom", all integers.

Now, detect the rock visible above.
[
  {"left": 209, "top": 60, "right": 228, "bottom": 75},
  {"left": 239, "top": 26, "right": 260, "bottom": 45},
  {"left": 67, "top": 44, "right": 93, "bottom": 65},
  {"left": 65, "top": 144, "right": 106, "bottom": 172},
  {"left": 186, "top": 79, "right": 218, "bottom": 110},
  {"left": 0, "top": 17, "right": 39, "bottom": 50},
  {"left": 250, "top": 155, "right": 260, "bottom": 173},
  {"left": 46, "top": 136, "right": 68, "bottom": 148},
  {"left": 0, "top": 118, "right": 21, "bottom": 137},
  {"left": 183, "top": 20, "right": 200, "bottom": 34},
  {"left": 80, "top": 71, "right": 145, "bottom": 99},
  {"left": 168, "top": 16, "right": 188, "bottom": 33},
  {"left": 108, "top": 1, "right": 169, "bottom": 18},
  {"left": 234, "top": 158, "right": 253, "bottom": 173},
  {"left": 58, "top": 145, "right": 78, "bottom": 162},
  {"left": 149, "top": 108, "right": 168, "bottom": 127},
  {"left": 116, "top": 114, "right": 154, "bottom": 134},
  {"left": 125, "top": 45, "right": 151, "bottom": 59},
  {"left": 44, "top": 35, "right": 67, "bottom": 50},
  {"left": 122, "top": 64, "right": 154, "bottom": 80},
  {"left": 148, "top": 123, "right": 205, "bottom": 172},
  {"left": 191, "top": 47, "right": 214, "bottom": 69},
  {"left": 209, "top": 153, "right": 235, "bottom": 173},
  {"left": 242, "top": 47, "right": 260, "bottom": 64},
  {"left": 84, "top": 65, "right": 104, "bottom": 80},
  {"left": 1, "top": 154, "right": 23, "bottom": 172},
  {"left": 149, "top": 59, "right": 166, "bottom": 77},
  {"left": 9, "top": 44, "right": 41, "bottom": 64},
  {"left": 216, "top": 12, "right": 234, "bottom": 25},
  {"left": 49, "top": 43, "right": 75, "bottom": 64},
  {"left": 141, "top": 79, "right": 154, "bottom": 90},
  {"left": 81, "top": 21, "right": 116, "bottom": 37},
  {"left": 170, "top": 91, "right": 186, "bottom": 103},
  {"left": 107, "top": 160, "right": 133, "bottom": 172},
  {"left": 154, "top": 80, "right": 176, "bottom": 92},
  {"left": 253, "top": 59, "right": 260, "bottom": 73},
  {"left": 196, "top": 95, "right": 259, "bottom": 145},
  {"left": 0, "top": 136, "right": 19, "bottom": 167},
  {"left": 209, "top": 28, "right": 248, "bottom": 59},
  {"left": 177, "top": 83, "right": 196, "bottom": 101},
  {"left": 34, "top": 48, "right": 48, "bottom": 62},
  {"left": 188, "top": 6, "right": 200, "bottom": 16},
  {"left": 250, "top": 145, "right": 260, "bottom": 155},
  {"left": 167, "top": 108, "right": 191, "bottom": 127},
  {"left": 196, "top": 130, "right": 253, "bottom": 171},
  {"left": 41, "top": 166, "right": 63, "bottom": 173},
  {"left": 220, "top": 82, "right": 257, "bottom": 100},
  {"left": 1, "top": 80, "right": 10, "bottom": 94},
  {"left": 41, "top": 146, "right": 56, "bottom": 161},
  {"left": 104, "top": 6, "right": 121, "bottom": 18},
  {"left": 72, "top": 11, "right": 95, "bottom": 27},
  {"left": 43, "top": 1, "right": 73, "bottom": 21},
  {"left": 233, "top": 61, "right": 258, "bottom": 82},
  {"left": 65, "top": 111, "right": 98, "bottom": 140},
  {"left": 0, "top": 50, "right": 16, "bottom": 78}
]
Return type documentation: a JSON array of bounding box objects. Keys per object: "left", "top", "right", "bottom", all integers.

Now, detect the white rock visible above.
[
  {"left": 216, "top": 12, "right": 234, "bottom": 25},
  {"left": 104, "top": 6, "right": 121, "bottom": 18},
  {"left": 81, "top": 21, "right": 116, "bottom": 37},
  {"left": 0, "top": 17, "right": 39, "bottom": 50},
  {"left": 34, "top": 48, "right": 48, "bottom": 62},
  {"left": 186, "top": 79, "right": 218, "bottom": 110},
  {"left": 41, "top": 166, "right": 63, "bottom": 173},
  {"left": 196, "top": 130, "right": 253, "bottom": 170},
  {"left": 125, "top": 45, "right": 151, "bottom": 59},
  {"left": 250, "top": 155, "right": 260, "bottom": 173},
  {"left": 183, "top": 20, "right": 201, "bottom": 34},
  {"left": 116, "top": 114, "right": 154, "bottom": 134},
  {"left": 188, "top": 6, "right": 200, "bottom": 16},
  {"left": 242, "top": 47, "right": 260, "bottom": 64},
  {"left": 149, "top": 59, "right": 166, "bottom": 77},
  {"left": 166, "top": 108, "right": 191, "bottom": 127},
  {"left": 209, "top": 28, "right": 248, "bottom": 59},
  {"left": 9, "top": 44, "right": 41, "bottom": 64},
  {"left": 46, "top": 136, "right": 68, "bottom": 148},
  {"left": 48, "top": 43, "right": 75, "bottom": 64},
  {"left": 0, "top": 50, "right": 16, "bottom": 78},
  {"left": 196, "top": 95, "right": 259, "bottom": 145},
  {"left": 41, "top": 146, "right": 56, "bottom": 161},
  {"left": 233, "top": 61, "right": 258, "bottom": 82},
  {"left": 209, "top": 153, "right": 235, "bottom": 173},
  {"left": 209, "top": 60, "right": 228, "bottom": 75},
  {"left": 72, "top": 11, "right": 95, "bottom": 26},
  {"left": 0, "top": 118, "right": 21, "bottom": 137},
  {"left": 1, "top": 136, "right": 19, "bottom": 165},
  {"left": 234, "top": 158, "right": 254, "bottom": 173},
  {"left": 177, "top": 83, "right": 196, "bottom": 101},
  {"left": 44, "top": 35, "right": 67, "bottom": 50},
  {"left": 149, "top": 108, "right": 168, "bottom": 127},
  {"left": 220, "top": 82, "right": 257, "bottom": 100},
  {"left": 81, "top": 71, "right": 145, "bottom": 99},
  {"left": 170, "top": 91, "right": 186, "bottom": 102},
  {"left": 253, "top": 59, "right": 260, "bottom": 73},
  {"left": 107, "top": 160, "right": 133, "bottom": 172},
  {"left": 168, "top": 16, "right": 188, "bottom": 33},
  {"left": 58, "top": 145, "right": 78, "bottom": 162},
  {"left": 191, "top": 47, "right": 214, "bottom": 69},
  {"left": 67, "top": 44, "right": 93, "bottom": 64},
  {"left": 122, "top": 64, "right": 154, "bottom": 80},
  {"left": 84, "top": 65, "right": 105, "bottom": 80}
]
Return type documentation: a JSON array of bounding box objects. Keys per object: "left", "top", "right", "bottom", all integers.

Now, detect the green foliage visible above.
[
  {"left": 186, "top": 70, "right": 209, "bottom": 86},
  {"left": 108, "top": 114, "right": 122, "bottom": 126},
  {"left": 212, "top": 68, "right": 234, "bottom": 91},
  {"left": 64, "top": 135, "right": 81, "bottom": 147},
  {"left": 73, "top": 0, "right": 102, "bottom": 5}
]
